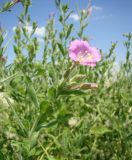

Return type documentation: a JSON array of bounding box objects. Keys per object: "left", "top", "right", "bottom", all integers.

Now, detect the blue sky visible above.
[{"left": 0, "top": 0, "right": 132, "bottom": 63}]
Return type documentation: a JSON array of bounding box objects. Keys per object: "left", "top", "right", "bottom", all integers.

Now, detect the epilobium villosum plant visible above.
[{"left": 0, "top": 0, "right": 132, "bottom": 159}]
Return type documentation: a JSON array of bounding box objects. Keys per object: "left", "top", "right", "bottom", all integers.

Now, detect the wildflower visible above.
[
  {"left": 68, "top": 117, "right": 79, "bottom": 128},
  {"left": 69, "top": 40, "right": 101, "bottom": 66},
  {"left": 6, "top": 132, "right": 16, "bottom": 140}
]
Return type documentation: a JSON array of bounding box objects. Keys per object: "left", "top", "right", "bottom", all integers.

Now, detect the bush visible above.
[{"left": 0, "top": 0, "right": 132, "bottom": 159}]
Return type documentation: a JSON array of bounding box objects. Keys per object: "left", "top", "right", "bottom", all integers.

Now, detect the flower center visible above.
[{"left": 77, "top": 51, "right": 94, "bottom": 62}]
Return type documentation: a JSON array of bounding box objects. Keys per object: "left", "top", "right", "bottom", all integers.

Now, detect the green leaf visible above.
[
  {"left": 0, "top": 151, "right": 5, "bottom": 160},
  {"left": 48, "top": 87, "right": 56, "bottom": 99},
  {"left": 30, "top": 131, "right": 39, "bottom": 146},
  {"left": 90, "top": 125, "right": 111, "bottom": 136},
  {"left": 0, "top": 73, "right": 18, "bottom": 84},
  {"left": 41, "top": 120, "right": 57, "bottom": 128},
  {"left": 55, "top": 0, "right": 61, "bottom": 8},
  {"left": 64, "top": 11, "right": 73, "bottom": 22},
  {"left": 28, "top": 148, "right": 36, "bottom": 157},
  {"left": 23, "top": 0, "right": 31, "bottom": 16},
  {"left": 66, "top": 24, "right": 73, "bottom": 39},
  {"left": 126, "top": 51, "right": 130, "bottom": 61},
  {"left": 23, "top": 132, "right": 39, "bottom": 153},
  {"left": 0, "top": 2, "right": 12, "bottom": 13},
  {"left": 82, "top": 22, "right": 88, "bottom": 30},
  {"left": 59, "top": 15, "right": 63, "bottom": 23},
  {"left": 57, "top": 43, "right": 65, "bottom": 56},
  {"left": 0, "top": 36, "right": 3, "bottom": 46},
  {"left": 59, "top": 89, "right": 86, "bottom": 95},
  {"left": 40, "top": 100, "right": 49, "bottom": 114},
  {"left": 0, "top": 48, "right": 3, "bottom": 56},
  {"left": 13, "top": 45, "right": 21, "bottom": 55},
  {"left": 27, "top": 84, "right": 39, "bottom": 108},
  {"left": 49, "top": 65, "right": 56, "bottom": 78},
  {"left": 62, "top": 4, "right": 68, "bottom": 13}
]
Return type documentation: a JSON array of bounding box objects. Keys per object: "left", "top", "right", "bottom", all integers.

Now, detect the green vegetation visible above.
[{"left": 0, "top": 0, "right": 132, "bottom": 159}]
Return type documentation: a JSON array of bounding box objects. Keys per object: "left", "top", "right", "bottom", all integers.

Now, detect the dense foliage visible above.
[{"left": 0, "top": 0, "right": 132, "bottom": 159}]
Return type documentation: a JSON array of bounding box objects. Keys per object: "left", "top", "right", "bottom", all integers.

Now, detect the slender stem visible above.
[
  {"left": 38, "top": 140, "right": 51, "bottom": 159},
  {"left": 29, "top": 115, "right": 40, "bottom": 137}
]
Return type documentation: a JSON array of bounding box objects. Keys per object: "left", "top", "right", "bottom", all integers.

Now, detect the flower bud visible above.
[
  {"left": 68, "top": 83, "right": 98, "bottom": 90},
  {"left": 88, "top": 6, "right": 92, "bottom": 16}
]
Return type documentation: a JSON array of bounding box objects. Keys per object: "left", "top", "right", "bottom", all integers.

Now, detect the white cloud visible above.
[
  {"left": 12, "top": 26, "right": 17, "bottom": 32},
  {"left": 70, "top": 13, "right": 79, "bottom": 21},
  {"left": 92, "top": 5, "right": 103, "bottom": 12},
  {"left": 13, "top": 25, "right": 45, "bottom": 37},
  {"left": 111, "top": 62, "right": 120, "bottom": 74},
  {"left": 35, "top": 27, "right": 45, "bottom": 37},
  {"left": 69, "top": 5, "right": 102, "bottom": 21},
  {"left": 25, "top": 26, "right": 33, "bottom": 33},
  {"left": 104, "top": 62, "right": 120, "bottom": 88},
  {"left": 94, "top": 14, "right": 112, "bottom": 20}
]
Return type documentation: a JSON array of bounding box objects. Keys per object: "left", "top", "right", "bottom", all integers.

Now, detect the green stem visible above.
[
  {"left": 6, "top": 97, "right": 26, "bottom": 135},
  {"left": 60, "top": 62, "right": 77, "bottom": 87}
]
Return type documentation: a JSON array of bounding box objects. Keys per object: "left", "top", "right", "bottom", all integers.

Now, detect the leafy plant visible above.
[{"left": 0, "top": 0, "right": 132, "bottom": 159}]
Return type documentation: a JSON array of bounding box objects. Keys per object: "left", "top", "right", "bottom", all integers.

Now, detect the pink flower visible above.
[
  {"left": 69, "top": 40, "right": 101, "bottom": 66},
  {"left": 88, "top": 6, "right": 92, "bottom": 16}
]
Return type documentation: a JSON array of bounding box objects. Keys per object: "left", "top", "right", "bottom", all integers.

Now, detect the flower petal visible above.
[{"left": 69, "top": 40, "right": 101, "bottom": 66}]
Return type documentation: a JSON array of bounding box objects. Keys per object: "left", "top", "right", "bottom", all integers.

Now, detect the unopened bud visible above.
[
  {"left": 88, "top": 6, "right": 92, "bottom": 16},
  {"left": 70, "top": 74, "right": 87, "bottom": 82},
  {"left": 13, "top": 0, "right": 21, "bottom": 3},
  {"left": 49, "top": 12, "right": 55, "bottom": 19},
  {"left": 68, "top": 83, "right": 98, "bottom": 90},
  {"left": 82, "top": 9, "right": 86, "bottom": 14}
]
